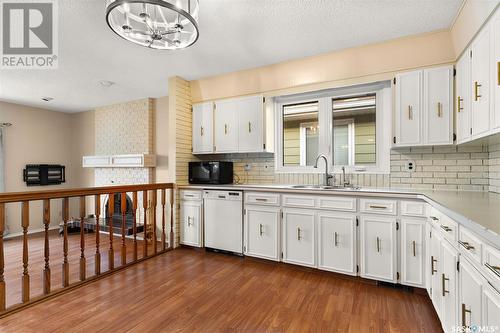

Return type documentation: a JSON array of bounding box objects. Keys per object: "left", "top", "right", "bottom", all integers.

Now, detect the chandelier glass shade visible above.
[{"left": 105, "top": 0, "right": 199, "bottom": 50}]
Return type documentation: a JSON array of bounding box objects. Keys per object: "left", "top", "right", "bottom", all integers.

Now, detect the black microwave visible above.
[{"left": 189, "top": 161, "right": 233, "bottom": 184}]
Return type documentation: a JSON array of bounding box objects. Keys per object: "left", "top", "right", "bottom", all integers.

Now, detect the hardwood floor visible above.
[{"left": 0, "top": 247, "right": 441, "bottom": 332}]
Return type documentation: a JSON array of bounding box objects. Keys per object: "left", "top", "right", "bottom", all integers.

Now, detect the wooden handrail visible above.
[
  {"left": 0, "top": 183, "right": 174, "bottom": 203},
  {"left": 0, "top": 182, "right": 176, "bottom": 317}
]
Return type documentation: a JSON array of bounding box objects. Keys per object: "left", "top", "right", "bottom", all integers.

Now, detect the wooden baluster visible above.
[
  {"left": 22, "top": 201, "right": 30, "bottom": 302},
  {"left": 108, "top": 194, "right": 114, "bottom": 270},
  {"left": 132, "top": 192, "right": 138, "bottom": 262},
  {"left": 62, "top": 198, "right": 69, "bottom": 287},
  {"left": 143, "top": 191, "right": 148, "bottom": 258},
  {"left": 170, "top": 187, "right": 174, "bottom": 250},
  {"left": 94, "top": 194, "right": 101, "bottom": 276},
  {"left": 43, "top": 200, "right": 51, "bottom": 295},
  {"left": 120, "top": 193, "right": 127, "bottom": 266},
  {"left": 152, "top": 190, "right": 157, "bottom": 254},
  {"left": 0, "top": 203, "right": 5, "bottom": 310},
  {"left": 79, "top": 196, "right": 86, "bottom": 281},
  {"left": 161, "top": 189, "right": 166, "bottom": 251}
]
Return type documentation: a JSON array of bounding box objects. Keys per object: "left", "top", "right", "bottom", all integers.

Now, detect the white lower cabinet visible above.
[
  {"left": 482, "top": 282, "right": 500, "bottom": 329},
  {"left": 180, "top": 200, "right": 203, "bottom": 247},
  {"left": 429, "top": 228, "right": 443, "bottom": 317},
  {"left": 401, "top": 218, "right": 425, "bottom": 287},
  {"left": 440, "top": 240, "right": 459, "bottom": 333},
  {"left": 359, "top": 215, "right": 397, "bottom": 283},
  {"left": 282, "top": 208, "right": 316, "bottom": 268},
  {"left": 317, "top": 212, "right": 356, "bottom": 276},
  {"left": 244, "top": 205, "right": 280, "bottom": 261},
  {"left": 459, "top": 258, "right": 484, "bottom": 329}
]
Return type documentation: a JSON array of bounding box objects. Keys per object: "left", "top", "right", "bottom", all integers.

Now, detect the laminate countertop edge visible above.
[{"left": 178, "top": 184, "right": 500, "bottom": 248}]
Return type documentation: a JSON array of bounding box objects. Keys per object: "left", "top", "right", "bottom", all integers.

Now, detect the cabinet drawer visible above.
[
  {"left": 245, "top": 192, "right": 280, "bottom": 206},
  {"left": 401, "top": 201, "right": 427, "bottom": 217},
  {"left": 359, "top": 199, "right": 397, "bottom": 215},
  {"left": 180, "top": 190, "right": 202, "bottom": 201},
  {"left": 458, "top": 228, "right": 483, "bottom": 265},
  {"left": 436, "top": 214, "right": 458, "bottom": 243},
  {"left": 484, "top": 245, "right": 500, "bottom": 281},
  {"left": 282, "top": 194, "right": 316, "bottom": 208},
  {"left": 317, "top": 196, "right": 356, "bottom": 212}
]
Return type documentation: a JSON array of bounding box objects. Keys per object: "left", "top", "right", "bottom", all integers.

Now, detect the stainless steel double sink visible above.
[{"left": 288, "top": 184, "right": 361, "bottom": 191}]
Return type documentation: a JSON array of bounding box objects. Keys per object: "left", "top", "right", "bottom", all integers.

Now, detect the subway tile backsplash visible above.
[{"left": 197, "top": 144, "right": 498, "bottom": 192}]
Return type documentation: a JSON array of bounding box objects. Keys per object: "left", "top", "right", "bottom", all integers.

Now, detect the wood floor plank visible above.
[{"left": 0, "top": 248, "right": 442, "bottom": 332}]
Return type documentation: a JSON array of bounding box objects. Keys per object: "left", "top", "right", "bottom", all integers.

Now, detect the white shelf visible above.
[{"left": 82, "top": 154, "right": 156, "bottom": 168}]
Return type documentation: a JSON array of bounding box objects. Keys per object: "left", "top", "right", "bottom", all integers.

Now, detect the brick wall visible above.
[{"left": 489, "top": 143, "right": 500, "bottom": 193}]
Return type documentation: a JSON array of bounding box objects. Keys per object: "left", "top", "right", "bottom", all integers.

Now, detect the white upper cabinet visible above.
[
  {"left": 423, "top": 66, "right": 453, "bottom": 145},
  {"left": 237, "top": 95, "right": 265, "bottom": 152},
  {"left": 394, "top": 65, "right": 453, "bottom": 147},
  {"left": 192, "top": 102, "right": 214, "bottom": 154},
  {"left": 471, "top": 24, "right": 491, "bottom": 138},
  {"left": 456, "top": 50, "right": 472, "bottom": 143},
  {"left": 214, "top": 98, "right": 239, "bottom": 153},
  {"left": 492, "top": 8, "right": 500, "bottom": 130},
  {"left": 395, "top": 70, "right": 422, "bottom": 146},
  {"left": 193, "top": 94, "right": 268, "bottom": 154}
]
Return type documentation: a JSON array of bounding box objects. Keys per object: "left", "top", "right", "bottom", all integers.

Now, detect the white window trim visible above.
[{"left": 274, "top": 82, "right": 391, "bottom": 174}]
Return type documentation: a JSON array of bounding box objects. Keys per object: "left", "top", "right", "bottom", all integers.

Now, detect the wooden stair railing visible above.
[{"left": 0, "top": 183, "right": 175, "bottom": 317}]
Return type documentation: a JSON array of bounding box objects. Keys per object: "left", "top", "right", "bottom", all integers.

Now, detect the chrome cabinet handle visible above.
[
  {"left": 408, "top": 105, "right": 413, "bottom": 120},
  {"left": 248, "top": 122, "right": 252, "bottom": 133},
  {"left": 224, "top": 124, "right": 228, "bottom": 134},
  {"left": 431, "top": 256, "right": 437, "bottom": 275},
  {"left": 376, "top": 237, "right": 381, "bottom": 252},
  {"left": 297, "top": 227, "right": 302, "bottom": 241},
  {"left": 369, "top": 205, "right": 387, "bottom": 209},
  {"left": 429, "top": 216, "right": 439, "bottom": 221},
  {"left": 440, "top": 225, "right": 452, "bottom": 232},
  {"left": 474, "top": 81, "right": 482, "bottom": 101},
  {"left": 462, "top": 303, "right": 472, "bottom": 328},
  {"left": 259, "top": 223, "right": 263, "bottom": 236},
  {"left": 185, "top": 194, "right": 194, "bottom": 197},
  {"left": 201, "top": 126, "right": 204, "bottom": 136},
  {"left": 497, "top": 62, "right": 500, "bottom": 86},
  {"left": 459, "top": 240, "right": 475, "bottom": 251},
  {"left": 442, "top": 273, "right": 449, "bottom": 297},
  {"left": 457, "top": 96, "right": 463, "bottom": 113},
  {"left": 485, "top": 263, "right": 500, "bottom": 278},
  {"left": 187, "top": 216, "right": 193, "bottom": 226},
  {"left": 334, "top": 232, "right": 338, "bottom": 247},
  {"left": 437, "top": 102, "right": 442, "bottom": 117},
  {"left": 412, "top": 241, "right": 416, "bottom": 257},
  {"left": 255, "top": 198, "right": 268, "bottom": 202}
]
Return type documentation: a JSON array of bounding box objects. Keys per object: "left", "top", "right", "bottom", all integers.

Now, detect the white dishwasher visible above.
[{"left": 203, "top": 190, "right": 243, "bottom": 255}]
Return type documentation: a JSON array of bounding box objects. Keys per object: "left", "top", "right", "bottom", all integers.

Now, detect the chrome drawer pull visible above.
[
  {"left": 376, "top": 237, "right": 381, "bottom": 252},
  {"left": 440, "top": 225, "right": 452, "bottom": 232},
  {"left": 485, "top": 263, "right": 500, "bottom": 278},
  {"left": 431, "top": 256, "right": 437, "bottom": 275},
  {"left": 462, "top": 303, "right": 471, "bottom": 328},
  {"left": 334, "top": 232, "right": 338, "bottom": 247},
  {"left": 412, "top": 241, "right": 416, "bottom": 257},
  {"left": 369, "top": 205, "right": 387, "bottom": 209},
  {"left": 255, "top": 198, "right": 268, "bottom": 202},
  {"left": 429, "top": 216, "right": 439, "bottom": 221},
  {"left": 259, "top": 223, "right": 264, "bottom": 236},
  {"left": 458, "top": 240, "right": 475, "bottom": 251},
  {"left": 297, "top": 227, "right": 302, "bottom": 241},
  {"left": 442, "top": 274, "right": 449, "bottom": 297}
]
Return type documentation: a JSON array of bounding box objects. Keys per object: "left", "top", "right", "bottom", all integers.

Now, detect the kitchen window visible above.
[{"left": 275, "top": 82, "right": 391, "bottom": 174}]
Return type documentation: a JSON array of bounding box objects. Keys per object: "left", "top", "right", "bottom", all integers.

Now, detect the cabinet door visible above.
[
  {"left": 317, "top": 212, "right": 356, "bottom": 275},
  {"left": 214, "top": 99, "right": 239, "bottom": 152},
  {"left": 492, "top": 9, "right": 500, "bottom": 130},
  {"left": 395, "top": 70, "right": 422, "bottom": 146},
  {"left": 192, "top": 102, "right": 214, "bottom": 153},
  {"left": 360, "top": 215, "right": 397, "bottom": 283},
  {"left": 460, "top": 258, "right": 484, "bottom": 329},
  {"left": 282, "top": 209, "right": 316, "bottom": 268},
  {"left": 401, "top": 218, "right": 425, "bottom": 287},
  {"left": 430, "top": 229, "right": 443, "bottom": 317},
  {"left": 482, "top": 282, "right": 500, "bottom": 330},
  {"left": 238, "top": 95, "right": 264, "bottom": 153},
  {"left": 179, "top": 202, "right": 202, "bottom": 247},
  {"left": 456, "top": 51, "right": 472, "bottom": 143},
  {"left": 471, "top": 25, "right": 491, "bottom": 137},
  {"left": 441, "top": 240, "right": 459, "bottom": 333},
  {"left": 244, "top": 205, "right": 280, "bottom": 261},
  {"left": 423, "top": 66, "right": 453, "bottom": 145}
]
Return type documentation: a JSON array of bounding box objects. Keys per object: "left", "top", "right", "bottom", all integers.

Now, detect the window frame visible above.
[
  {"left": 274, "top": 82, "right": 391, "bottom": 175},
  {"left": 332, "top": 118, "right": 355, "bottom": 166}
]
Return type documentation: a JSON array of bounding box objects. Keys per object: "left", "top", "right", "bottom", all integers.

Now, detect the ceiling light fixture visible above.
[
  {"left": 99, "top": 80, "right": 116, "bottom": 87},
  {"left": 105, "top": 0, "right": 200, "bottom": 50}
]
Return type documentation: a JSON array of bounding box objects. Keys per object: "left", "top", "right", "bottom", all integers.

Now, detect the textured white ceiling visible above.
[{"left": 0, "top": 0, "right": 463, "bottom": 112}]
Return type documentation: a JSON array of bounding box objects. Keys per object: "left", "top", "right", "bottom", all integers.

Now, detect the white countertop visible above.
[{"left": 179, "top": 184, "right": 500, "bottom": 248}]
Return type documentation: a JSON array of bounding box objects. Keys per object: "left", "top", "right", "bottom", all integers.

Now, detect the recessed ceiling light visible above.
[
  {"left": 42, "top": 97, "right": 54, "bottom": 102},
  {"left": 99, "top": 80, "right": 115, "bottom": 88}
]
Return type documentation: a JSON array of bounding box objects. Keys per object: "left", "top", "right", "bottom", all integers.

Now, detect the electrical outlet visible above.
[
  {"left": 405, "top": 160, "right": 416, "bottom": 172},
  {"left": 244, "top": 164, "right": 252, "bottom": 171}
]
